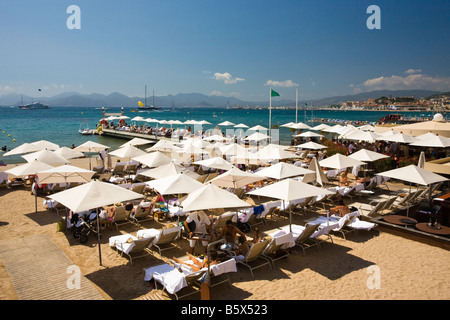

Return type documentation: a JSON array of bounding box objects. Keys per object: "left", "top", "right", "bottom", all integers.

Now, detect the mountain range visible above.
[{"left": 0, "top": 89, "right": 441, "bottom": 108}]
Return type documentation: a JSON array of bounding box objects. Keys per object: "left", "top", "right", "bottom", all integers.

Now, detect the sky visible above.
[{"left": 0, "top": 0, "right": 449, "bottom": 102}]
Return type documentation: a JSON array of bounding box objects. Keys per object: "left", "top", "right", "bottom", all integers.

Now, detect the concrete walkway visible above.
[{"left": 0, "top": 234, "right": 104, "bottom": 300}]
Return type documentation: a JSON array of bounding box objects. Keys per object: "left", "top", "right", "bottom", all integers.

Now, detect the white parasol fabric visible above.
[
  {"left": 119, "top": 137, "right": 153, "bottom": 148},
  {"left": 254, "top": 162, "right": 314, "bottom": 180},
  {"left": 139, "top": 162, "right": 200, "bottom": 180},
  {"left": 37, "top": 164, "right": 95, "bottom": 184},
  {"left": 145, "top": 173, "right": 204, "bottom": 195},
  {"left": 288, "top": 122, "right": 312, "bottom": 130},
  {"left": 409, "top": 134, "right": 450, "bottom": 148},
  {"left": 193, "top": 157, "right": 236, "bottom": 171},
  {"left": 233, "top": 123, "right": 249, "bottom": 128},
  {"left": 109, "top": 144, "right": 147, "bottom": 159},
  {"left": 146, "top": 140, "right": 181, "bottom": 152},
  {"left": 382, "top": 132, "right": 418, "bottom": 144},
  {"left": 376, "top": 165, "right": 448, "bottom": 186},
  {"left": 53, "top": 146, "right": 85, "bottom": 160},
  {"left": 180, "top": 184, "right": 251, "bottom": 212},
  {"left": 30, "top": 140, "right": 60, "bottom": 151},
  {"left": 132, "top": 151, "right": 172, "bottom": 168},
  {"left": 2, "top": 142, "right": 41, "bottom": 157},
  {"left": 348, "top": 149, "right": 390, "bottom": 162},
  {"left": 244, "top": 132, "right": 270, "bottom": 141},
  {"left": 297, "top": 141, "right": 328, "bottom": 150},
  {"left": 5, "top": 159, "right": 54, "bottom": 177},
  {"left": 301, "top": 156, "right": 329, "bottom": 186},
  {"left": 208, "top": 167, "right": 264, "bottom": 189},
  {"left": 311, "top": 123, "right": 331, "bottom": 131},
  {"left": 218, "top": 121, "right": 236, "bottom": 126},
  {"left": 342, "top": 130, "right": 382, "bottom": 143},
  {"left": 256, "top": 144, "right": 299, "bottom": 160},
  {"left": 293, "top": 131, "right": 323, "bottom": 138},
  {"left": 319, "top": 153, "right": 366, "bottom": 170},
  {"left": 74, "top": 141, "right": 109, "bottom": 153},
  {"left": 248, "top": 125, "right": 268, "bottom": 131},
  {"left": 22, "top": 149, "right": 70, "bottom": 166}
]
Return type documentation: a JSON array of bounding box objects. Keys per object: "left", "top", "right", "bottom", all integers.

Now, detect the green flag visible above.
[{"left": 271, "top": 89, "right": 280, "bottom": 97}]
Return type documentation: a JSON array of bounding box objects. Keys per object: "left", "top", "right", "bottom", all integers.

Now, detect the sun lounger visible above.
[
  {"left": 132, "top": 202, "right": 154, "bottom": 224},
  {"left": 308, "top": 211, "right": 369, "bottom": 239},
  {"left": 144, "top": 263, "right": 206, "bottom": 300},
  {"left": 112, "top": 234, "right": 156, "bottom": 266},
  {"left": 112, "top": 205, "right": 133, "bottom": 230},
  {"left": 233, "top": 239, "right": 272, "bottom": 279},
  {"left": 151, "top": 226, "right": 182, "bottom": 256},
  {"left": 356, "top": 199, "right": 389, "bottom": 218},
  {"left": 111, "top": 162, "right": 126, "bottom": 177},
  {"left": 288, "top": 223, "right": 322, "bottom": 254},
  {"left": 261, "top": 236, "right": 291, "bottom": 267},
  {"left": 212, "top": 212, "right": 238, "bottom": 235}
]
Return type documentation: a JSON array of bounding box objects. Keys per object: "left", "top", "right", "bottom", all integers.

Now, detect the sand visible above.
[{"left": 1, "top": 157, "right": 449, "bottom": 301}]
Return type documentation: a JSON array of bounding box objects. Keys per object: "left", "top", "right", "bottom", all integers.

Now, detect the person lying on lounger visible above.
[
  {"left": 329, "top": 199, "right": 351, "bottom": 217},
  {"left": 172, "top": 251, "right": 220, "bottom": 272}
]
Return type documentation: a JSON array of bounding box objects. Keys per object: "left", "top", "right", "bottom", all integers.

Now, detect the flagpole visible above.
[
  {"left": 269, "top": 87, "right": 272, "bottom": 140},
  {"left": 296, "top": 88, "right": 298, "bottom": 123}
]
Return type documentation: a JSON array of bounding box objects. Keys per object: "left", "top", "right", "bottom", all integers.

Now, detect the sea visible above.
[{"left": 0, "top": 105, "right": 440, "bottom": 165}]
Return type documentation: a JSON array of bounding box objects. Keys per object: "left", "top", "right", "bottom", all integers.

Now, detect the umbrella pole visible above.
[{"left": 96, "top": 208, "right": 102, "bottom": 266}]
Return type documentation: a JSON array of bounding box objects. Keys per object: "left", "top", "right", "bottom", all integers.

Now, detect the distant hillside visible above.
[{"left": 0, "top": 89, "right": 442, "bottom": 108}]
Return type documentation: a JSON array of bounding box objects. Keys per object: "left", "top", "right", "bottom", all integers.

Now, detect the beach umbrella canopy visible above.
[
  {"left": 5, "top": 159, "right": 54, "bottom": 177},
  {"left": 414, "top": 132, "right": 440, "bottom": 140},
  {"left": 119, "top": 137, "right": 153, "bottom": 148},
  {"left": 131, "top": 151, "right": 172, "bottom": 168},
  {"left": 2, "top": 142, "right": 41, "bottom": 157},
  {"left": 409, "top": 134, "right": 450, "bottom": 148},
  {"left": 145, "top": 173, "right": 204, "bottom": 195},
  {"left": 342, "top": 130, "right": 382, "bottom": 143},
  {"left": 37, "top": 164, "right": 95, "bottom": 184},
  {"left": 218, "top": 121, "right": 236, "bottom": 126},
  {"left": 219, "top": 143, "right": 248, "bottom": 156},
  {"left": 382, "top": 132, "right": 418, "bottom": 144},
  {"left": 53, "top": 146, "right": 85, "bottom": 160},
  {"left": 109, "top": 144, "right": 147, "bottom": 159},
  {"left": 248, "top": 125, "right": 268, "bottom": 131},
  {"left": 139, "top": 162, "right": 200, "bottom": 180},
  {"left": 323, "top": 124, "right": 344, "bottom": 133},
  {"left": 180, "top": 184, "right": 251, "bottom": 212},
  {"left": 311, "top": 123, "right": 331, "bottom": 131},
  {"left": 131, "top": 116, "right": 146, "bottom": 122},
  {"left": 348, "top": 149, "right": 390, "bottom": 162},
  {"left": 30, "top": 140, "right": 60, "bottom": 151},
  {"left": 319, "top": 153, "right": 366, "bottom": 170},
  {"left": 297, "top": 141, "right": 328, "bottom": 150},
  {"left": 208, "top": 167, "right": 264, "bottom": 189},
  {"left": 293, "top": 131, "right": 323, "bottom": 138},
  {"left": 255, "top": 162, "right": 314, "bottom": 180},
  {"left": 233, "top": 123, "right": 249, "bottom": 128},
  {"left": 74, "top": 141, "right": 109, "bottom": 153},
  {"left": 203, "top": 134, "right": 228, "bottom": 142},
  {"left": 418, "top": 152, "right": 426, "bottom": 169},
  {"left": 301, "top": 157, "right": 329, "bottom": 186},
  {"left": 389, "top": 117, "right": 450, "bottom": 138},
  {"left": 193, "top": 157, "right": 236, "bottom": 171},
  {"left": 281, "top": 122, "right": 296, "bottom": 128},
  {"left": 146, "top": 140, "right": 181, "bottom": 152},
  {"left": 358, "top": 124, "right": 376, "bottom": 131},
  {"left": 288, "top": 122, "right": 312, "bottom": 130},
  {"left": 244, "top": 132, "right": 270, "bottom": 141},
  {"left": 22, "top": 149, "right": 70, "bottom": 166},
  {"left": 376, "top": 165, "right": 448, "bottom": 186},
  {"left": 257, "top": 144, "right": 299, "bottom": 160}
]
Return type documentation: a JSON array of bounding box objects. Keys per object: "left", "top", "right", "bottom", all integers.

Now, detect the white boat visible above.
[{"left": 79, "top": 123, "right": 94, "bottom": 135}]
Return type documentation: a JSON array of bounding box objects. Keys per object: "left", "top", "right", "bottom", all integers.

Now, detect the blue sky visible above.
[{"left": 1, "top": 0, "right": 449, "bottom": 102}]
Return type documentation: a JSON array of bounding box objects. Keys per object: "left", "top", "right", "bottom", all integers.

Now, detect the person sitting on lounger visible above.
[
  {"left": 172, "top": 251, "right": 220, "bottom": 272},
  {"left": 339, "top": 170, "right": 349, "bottom": 187},
  {"left": 234, "top": 235, "right": 251, "bottom": 261},
  {"left": 217, "top": 220, "right": 247, "bottom": 246},
  {"left": 329, "top": 199, "right": 351, "bottom": 217}
]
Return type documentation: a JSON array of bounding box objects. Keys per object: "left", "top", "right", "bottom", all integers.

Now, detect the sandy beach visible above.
[{"left": 0, "top": 156, "right": 449, "bottom": 301}]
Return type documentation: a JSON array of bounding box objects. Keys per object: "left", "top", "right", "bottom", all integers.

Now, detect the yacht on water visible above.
[{"left": 137, "top": 85, "right": 161, "bottom": 110}]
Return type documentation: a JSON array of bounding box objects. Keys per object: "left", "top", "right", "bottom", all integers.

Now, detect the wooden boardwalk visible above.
[{"left": 0, "top": 234, "right": 104, "bottom": 300}]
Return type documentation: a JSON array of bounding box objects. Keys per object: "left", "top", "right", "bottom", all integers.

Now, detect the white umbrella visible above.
[
  {"left": 297, "top": 141, "right": 328, "bottom": 150},
  {"left": 74, "top": 140, "right": 109, "bottom": 170},
  {"left": 37, "top": 164, "right": 95, "bottom": 184},
  {"left": 342, "top": 130, "right": 382, "bottom": 143},
  {"left": 145, "top": 173, "right": 204, "bottom": 195},
  {"left": 382, "top": 132, "right": 418, "bottom": 144},
  {"left": 48, "top": 180, "right": 144, "bottom": 265},
  {"left": 22, "top": 149, "right": 70, "bottom": 166},
  {"left": 247, "top": 178, "right": 335, "bottom": 231},
  {"left": 323, "top": 124, "right": 344, "bottom": 133},
  {"left": 198, "top": 120, "right": 212, "bottom": 125},
  {"left": 311, "top": 123, "right": 331, "bottom": 131},
  {"left": 418, "top": 152, "right": 426, "bottom": 169},
  {"left": 6, "top": 159, "right": 53, "bottom": 177},
  {"left": 2, "top": 142, "right": 41, "bottom": 157},
  {"left": 180, "top": 184, "right": 251, "bottom": 212},
  {"left": 140, "top": 162, "right": 200, "bottom": 180},
  {"left": 301, "top": 156, "right": 329, "bottom": 186},
  {"left": 257, "top": 144, "right": 299, "bottom": 160},
  {"left": 219, "top": 143, "right": 248, "bottom": 156},
  {"left": 30, "top": 140, "right": 60, "bottom": 151},
  {"left": 254, "top": 162, "right": 314, "bottom": 180},
  {"left": 293, "top": 131, "right": 323, "bottom": 138},
  {"left": 233, "top": 123, "right": 249, "bottom": 128},
  {"left": 218, "top": 121, "right": 236, "bottom": 126},
  {"left": 358, "top": 124, "right": 376, "bottom": 131},
  {"left": 248, "top": 125, "right": 268, "bottom": 131},
  {"left": 281, "top": 122, "right": 296, "bottom": 128},
  {"left": 132, "top": 151, "right": 172, "bottom": 168},
  {"left": 409, "top": 135, "right": 450, "bottom": 148},
  {"left": 245, "top": 132, "right": 270, "bottom": 141},
  {"left": 288, "top": 122, "right": 311, "bottom": 130},
  {"left": 208, "top": 167, "right": 264, "bottom": 189},
  {"left": 376, "top": 165, "right": 448, "bottom": 186},
  {"left": 203, "top": 134, "right": 229, "bottom": 142},
  {"left": 53, "top": 146, "right": 85, "bottom": 160},
  {"left": 109, "top": 144, "right": 147, "bottom": 159},
  {"left": 348, "top": 149, "right": 390, "bottom": 162},
  {"left": 319, "top": 153, "right": 366, "bottom": 170},
  {"left": 119, "top": 137, "right": 153, "bottom": 148},
  {"left": 146, "top": 140, "right": 180, "bottom": 152},
  {"left": 193, "top": 157, "right": 236, "bottom": 171}
]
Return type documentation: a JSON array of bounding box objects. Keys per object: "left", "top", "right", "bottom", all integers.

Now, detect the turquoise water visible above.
[{"left": 0, "top": 106, "right": 435, "bottom": 164}]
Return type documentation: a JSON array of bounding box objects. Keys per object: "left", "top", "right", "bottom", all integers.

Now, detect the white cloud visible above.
[
  {"left": 265, "top": 80, "right": 299, "bottom": 88},
  {"left": 405, "top": 68, "right": 422, "bottom": 75},
  {"left": 210, "top": 90, "right": 223, "bottom": 96},
  {"left": 0, "top": 85, "right": 15, "bottom": 94},
  {"left": 353, "top": 73, "right": 450, "bottom": 92},
  {"left": 213, "top": 72, "right": 245, "bottom": 84}
]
